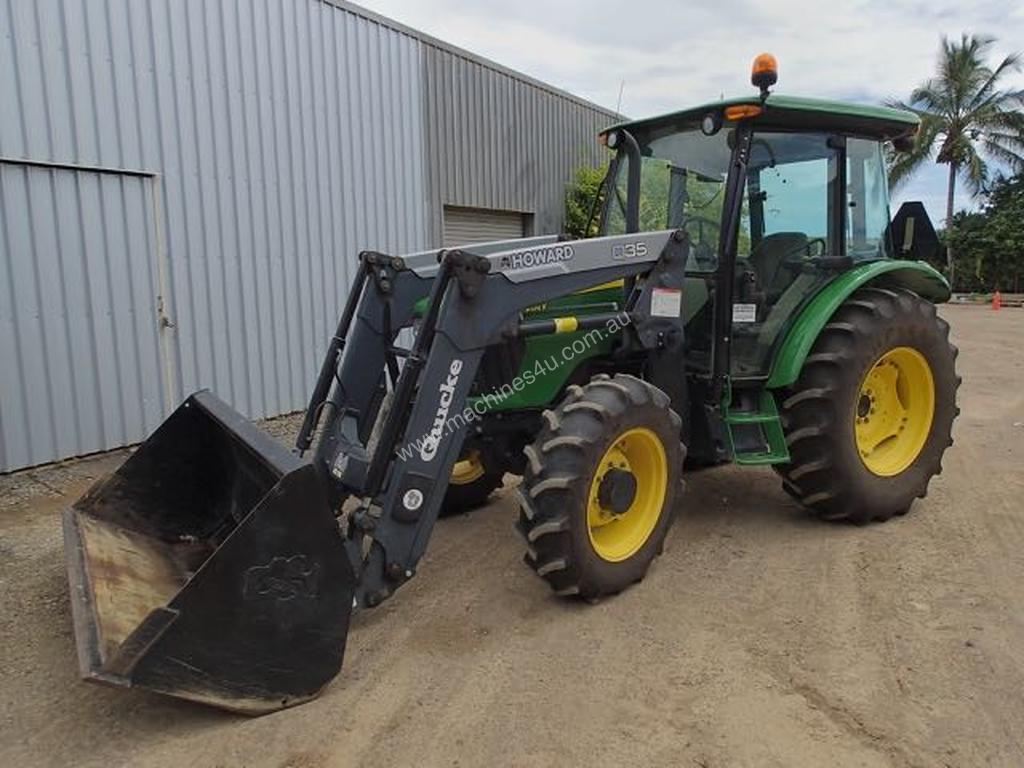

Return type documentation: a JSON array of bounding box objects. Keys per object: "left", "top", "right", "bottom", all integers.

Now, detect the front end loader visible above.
[{"left": 63, "top": 56, "right": 959, "bottom": 713}]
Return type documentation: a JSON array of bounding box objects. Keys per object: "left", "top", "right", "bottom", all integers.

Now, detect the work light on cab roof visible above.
[{"left": 751, "top": 52, "right": 778, "bottom": 96}]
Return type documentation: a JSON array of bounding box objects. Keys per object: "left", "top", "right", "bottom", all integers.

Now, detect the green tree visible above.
[
  {"left": 947, "top": 173, "right": 1024, "bottom": 292},
  {"left": 887, "top": 34, "right": 1024, "bottom": 283},
  {"left": 564, "top": 164, "right": 609, "bottom": 238}
]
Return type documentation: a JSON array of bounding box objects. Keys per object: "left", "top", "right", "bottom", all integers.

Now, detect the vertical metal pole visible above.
[
  {"left": 620, "top": 130, "right": 642, "bottom": 300},
  {"left": 711, "top": 124, "right": 754, "bottom": 404},
  {"left": 620, "top": 130, "right": 642, "bottom": 234}
]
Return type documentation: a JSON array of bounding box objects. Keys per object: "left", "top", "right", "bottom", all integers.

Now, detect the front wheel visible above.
[
  {"left": 375, "top": 391, "right": 505, "bottom": 517},
  {"left": 440, "top": 449, "right": 505, "bottom": 516},
  {"left": 776, "top": 287, "right": 960, "bottom": 523},
  {"left": 516, "top": 374, "right": 684, "bottom": 598}
]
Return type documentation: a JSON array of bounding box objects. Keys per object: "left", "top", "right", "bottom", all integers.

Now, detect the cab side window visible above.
[{"left": 846, "top": 138, "right": 893, "bottom": 259}]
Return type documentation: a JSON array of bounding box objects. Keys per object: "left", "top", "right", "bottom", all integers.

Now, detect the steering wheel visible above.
[
  {"left": 681, "top": 216, "right": 720, "bottom": 266},
  {"left": 681, "top": 215, "right": 719, "bottom": 242}
]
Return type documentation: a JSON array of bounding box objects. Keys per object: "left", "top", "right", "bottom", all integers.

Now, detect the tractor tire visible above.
[
  {"left": 516, "top": 374, "right": 684, "bottom": 599},
  {"left": 440, "top": 449, "right": 505, "bottom": 517},
  {"left": 776, "top": 286, "right": 959, "bottom": 524}
]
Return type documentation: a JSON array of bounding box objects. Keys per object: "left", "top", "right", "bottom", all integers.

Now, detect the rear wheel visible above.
[
  {"left": 776, "top": 287, "right": 959, "bottom": 523},
  {"left": 516, "top": 374, "right": 683, "bottom": 598}
]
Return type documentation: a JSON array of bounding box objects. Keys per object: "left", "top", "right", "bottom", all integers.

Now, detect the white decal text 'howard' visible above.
[{"left": 500, "top": 244, "right": 574, "bottom": 270}]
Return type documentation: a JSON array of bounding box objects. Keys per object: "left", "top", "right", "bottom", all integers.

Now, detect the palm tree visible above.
[{"left": 888, "top": 34, "right": 1024, "bottom": 283}]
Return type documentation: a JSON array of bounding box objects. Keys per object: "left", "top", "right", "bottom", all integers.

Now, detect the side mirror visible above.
[
  {"left": 892, "top": 135, "right": 916, "bottom": 153},
  {"left": 888, "top": 201, "right": 940, "bottom": 263}
]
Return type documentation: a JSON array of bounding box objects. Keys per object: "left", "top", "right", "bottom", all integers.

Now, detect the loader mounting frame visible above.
[{"left": 300, "top": 230, "right": 692, "bottom": 609}]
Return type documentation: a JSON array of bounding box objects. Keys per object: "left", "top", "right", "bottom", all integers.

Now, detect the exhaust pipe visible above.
[{"left": 63, "top": 391, "right": 355, "bottom": 713}]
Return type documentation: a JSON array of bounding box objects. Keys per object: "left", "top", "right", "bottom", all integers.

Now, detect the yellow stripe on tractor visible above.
[{"left": 553, "top": 317, "right": 580, "bottom": 333}]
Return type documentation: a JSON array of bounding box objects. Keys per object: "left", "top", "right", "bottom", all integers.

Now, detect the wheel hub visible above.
[
  {"left": 597, "top": 468, "right": 638, "bottom": 515},
  {"left": 450, "top": 450, "right": 486, "bottom": 485},
  {"left": 586, "top": 428, "right": 669, "bottom": 563}
]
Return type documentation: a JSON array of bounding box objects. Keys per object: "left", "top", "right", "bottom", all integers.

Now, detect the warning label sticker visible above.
[
  {"left": 651, "top": 288, "right": 682, "bottom": 318},
  {"left": 732, "top": 303, "right": 757, "bottom": 323}
]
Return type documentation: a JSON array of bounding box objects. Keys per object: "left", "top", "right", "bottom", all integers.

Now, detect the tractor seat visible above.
[{"left": 750, "top": 232, "right": 808, "bottom": 301}]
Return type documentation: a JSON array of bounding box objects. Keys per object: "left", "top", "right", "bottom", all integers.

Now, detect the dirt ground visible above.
[{"left": 1, "top": 304, "right": 1022, "bottom": 768}]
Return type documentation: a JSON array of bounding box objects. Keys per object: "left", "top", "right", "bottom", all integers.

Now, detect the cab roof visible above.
[{"left": 604, "top": 94, "right": 919, "bottom": 143}]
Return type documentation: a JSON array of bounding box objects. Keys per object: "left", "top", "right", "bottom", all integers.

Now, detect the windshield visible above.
[{"left": 602, "top": 125, "right": 733, "bottom": 272}]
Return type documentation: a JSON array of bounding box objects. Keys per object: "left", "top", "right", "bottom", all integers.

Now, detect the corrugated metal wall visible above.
[
  {"left": 422, "top": 45, "right": 613, "bottom": 242},
  {"left": 0, "top": 0, "right": 616, "bottom": 472}
]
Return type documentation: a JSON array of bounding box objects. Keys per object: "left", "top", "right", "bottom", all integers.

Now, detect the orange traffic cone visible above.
[{"left": 992, "top": 290, "right": 1002, "bottom": 310}]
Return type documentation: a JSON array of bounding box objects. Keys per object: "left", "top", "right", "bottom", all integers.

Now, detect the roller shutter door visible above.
[{"left": 443, "top": 206, "right": 525, "bottom": 247}]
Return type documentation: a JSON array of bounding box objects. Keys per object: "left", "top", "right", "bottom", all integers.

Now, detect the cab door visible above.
[{"left": 729, "top": 132, "right": 843, "bottom": 379}]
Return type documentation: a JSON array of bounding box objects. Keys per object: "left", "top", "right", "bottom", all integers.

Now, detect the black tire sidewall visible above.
[{"left": 441, "top": 471, "right": 504, "bottom": 515}]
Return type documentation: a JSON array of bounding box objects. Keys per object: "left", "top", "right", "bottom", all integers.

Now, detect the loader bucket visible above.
[{"left": 62, "top": 391, "right": 355, "bottom": 714}]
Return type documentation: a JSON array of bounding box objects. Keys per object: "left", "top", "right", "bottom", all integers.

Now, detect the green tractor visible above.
[{"left": 63, "top": 56, "right": 958, "bottom": 712}]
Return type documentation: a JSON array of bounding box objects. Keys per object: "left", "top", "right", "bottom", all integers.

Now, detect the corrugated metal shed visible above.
[
  {"left": 422, "top": 44, "right": 613, "bottom": 241},
  {"left": 0, "top": 0, "right": 618, "bottom": 471}
]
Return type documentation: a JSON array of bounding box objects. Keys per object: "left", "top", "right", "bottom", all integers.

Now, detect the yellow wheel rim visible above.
[
  {"left": 451, "top": 451, "right": 486, "bottom": 485},
  {"left": 855, "top": 346, "right": 935, "bottom": 477},
  {"left": 587, "top": 427, "right": 668, "bottom": 562}
]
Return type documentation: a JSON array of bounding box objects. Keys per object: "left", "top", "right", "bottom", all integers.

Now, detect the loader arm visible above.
[{"left": 307, "top": 230, "right": 691, "bottom": 609}]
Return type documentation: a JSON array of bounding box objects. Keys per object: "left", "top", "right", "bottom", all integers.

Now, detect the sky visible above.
[{"left": 356, "top": 0, "right": 1024, "bottom": 226}]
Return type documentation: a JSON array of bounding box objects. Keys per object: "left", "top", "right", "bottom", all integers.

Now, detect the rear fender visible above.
[{"left": 766, "top": 260, "right": 950, "bottom": 389}]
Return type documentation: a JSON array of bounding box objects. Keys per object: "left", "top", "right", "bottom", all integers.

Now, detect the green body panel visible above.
[
  {"left": 765, "top": 260, "right": 951, "bottom": 389},
  {"left": 518, "top": 282, "right": 623, "bottom": 318},
  {"left": 471, "top": 283, "right": 624, "bottom": 412},
  {"left": 605, "top": 93, "right": 919, "bottom": 142},
  {"left": 477, "top": 329, "right": 616, "bottom": 411}
]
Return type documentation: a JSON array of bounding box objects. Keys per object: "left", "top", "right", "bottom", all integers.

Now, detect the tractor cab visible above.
[{"left": 598, "top": 90, "right": 940, "bottom": 381}]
